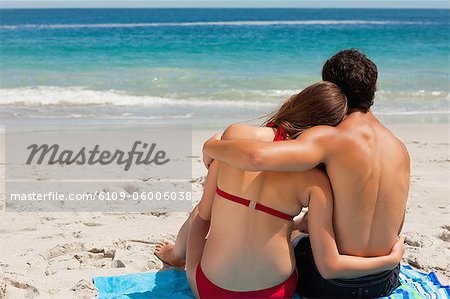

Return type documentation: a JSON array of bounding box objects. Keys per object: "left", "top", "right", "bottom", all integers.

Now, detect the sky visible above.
[{"left": 0, "top": 0, "right": 448, "bottom": 9}]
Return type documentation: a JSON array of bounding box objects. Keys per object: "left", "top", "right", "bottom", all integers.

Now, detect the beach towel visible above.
[{"left": 93, "top": 264, "right": 449, "bottom": 299}]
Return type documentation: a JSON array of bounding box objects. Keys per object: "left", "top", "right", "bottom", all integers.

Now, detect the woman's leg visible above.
[
  {"left": 156, "top": 161, "right": 218, "bottom": 297},
  {"left": 154, "top": 204, "right": 199, "bottom": 267},
  {"left": 185, "top": 208, "right": 210, "bottom": 298},
  {"left": 154, "top": 160, "right": 219, "bottom": 268}
]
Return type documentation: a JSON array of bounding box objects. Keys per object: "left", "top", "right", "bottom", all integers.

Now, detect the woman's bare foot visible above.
[{"left": 154, "top": 241, "right": 186, "bottom": 267}]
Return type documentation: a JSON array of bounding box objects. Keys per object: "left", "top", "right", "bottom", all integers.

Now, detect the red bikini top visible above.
[
  {"left": 215, "top": 123, "right": 294, "bottom": 222},
  {"left": 266, "top": 122, "right": 288, "bottom": 141}
]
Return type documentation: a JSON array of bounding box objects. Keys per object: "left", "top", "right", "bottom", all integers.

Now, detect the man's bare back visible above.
[{"left": 324, "top": 111, "right": 409, "bottom": 256}]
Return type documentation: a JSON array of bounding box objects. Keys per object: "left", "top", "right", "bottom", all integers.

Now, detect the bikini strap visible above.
[
  {"left": 216, "top": 187, "right": 294, "bottom": 221},
  {"left": 266, "top": 122, "right": 288, "bottom": 141}
]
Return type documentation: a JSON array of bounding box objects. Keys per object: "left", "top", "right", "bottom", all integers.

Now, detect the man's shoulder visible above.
[{"left": 297, "top": 125, "right": 346, "bottom": 144}]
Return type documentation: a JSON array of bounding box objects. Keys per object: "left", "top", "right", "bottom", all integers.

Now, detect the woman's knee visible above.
[{"left": 188, "top": 205, "right": 200, "bottom": 225}]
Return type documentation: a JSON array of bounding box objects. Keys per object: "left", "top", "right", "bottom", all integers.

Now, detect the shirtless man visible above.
[{"left": 202, "top": 49, "right": 410, "bottom": 298}]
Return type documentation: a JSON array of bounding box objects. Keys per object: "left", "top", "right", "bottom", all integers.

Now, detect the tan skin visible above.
[
  {"left": 203, "top": 111, "right": 410, "bottom": 259},
  {"left": 156, "top": 122, "right": 405, "bottom": 297}
]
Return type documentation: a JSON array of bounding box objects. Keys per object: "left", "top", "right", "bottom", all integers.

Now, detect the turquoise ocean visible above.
[{"left": 0, "top": 8, "right": 449, "bottom": 127}]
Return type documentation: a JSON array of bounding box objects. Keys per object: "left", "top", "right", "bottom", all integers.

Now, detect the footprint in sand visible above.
[
  {"left": 74, "top": 248, "right": 117, "bottom": 268},
  {"left": 405, "top": 257, "right": 423, "bottom": 270},
  {"left": 404, "top": 233, "right": 424, "bottom": 247},
  {"left": 70, "top": 279, "right": 96, "bottom": 298},
  {"left": 42, "top": 242, "right": 85, "bottom": 260},
  {"left": 1, "top": 274, "right": 39, "bottom": 298},
  {"left": 43, "top": 242, "right": 119, "bottom": 275},
  {"left": 436, "top": 230, "right": 450, "bottom": 242},
  {"left": 111, "top": 260, "right": 126, "bottom": 268},
  {"left": 404, "top": 232, "right": 434, "bottom": 248}
]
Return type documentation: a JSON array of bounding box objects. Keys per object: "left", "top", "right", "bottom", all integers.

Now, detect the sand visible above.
[{"left": 0, "top": 124, "right": 449, "bottom": 298}]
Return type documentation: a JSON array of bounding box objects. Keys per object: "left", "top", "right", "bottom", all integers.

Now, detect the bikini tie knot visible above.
[{"left": 267, "top": 122, "right": 288, "bottom": 141}]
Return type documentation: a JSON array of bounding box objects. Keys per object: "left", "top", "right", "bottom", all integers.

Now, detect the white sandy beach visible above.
[{"left": 0, "top": 123, "right": 449, "bottom": 298}]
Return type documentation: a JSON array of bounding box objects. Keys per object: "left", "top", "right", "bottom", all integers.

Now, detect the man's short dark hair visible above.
[{"left": 322, "top": 49, "right": 377, "bottom": 113}]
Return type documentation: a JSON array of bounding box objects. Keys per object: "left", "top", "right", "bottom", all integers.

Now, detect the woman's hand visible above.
[
  {"left": 294, "top": 212, "right": 309, "bottom": 233},
  {"left": 390, "top": 236, "right": 405, "bottom": 264},
  {"left": 202, "top": 133, "right": 222, "bottom": 168}
]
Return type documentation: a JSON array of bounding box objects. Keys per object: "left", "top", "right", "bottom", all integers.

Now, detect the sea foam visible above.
[
  {"left": 0, "top": 86, "right": 277, "bottom": 108},
  {"left": 1, "top": 86, "right": 448, "bottom": 111}
]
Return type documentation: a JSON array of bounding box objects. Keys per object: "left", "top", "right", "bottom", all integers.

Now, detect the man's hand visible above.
[{"left": 202, "top": 133, "right": 222, "bottom": 169}]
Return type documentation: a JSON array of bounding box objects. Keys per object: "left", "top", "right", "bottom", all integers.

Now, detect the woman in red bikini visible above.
[{"left": 155, "top": 81, "right": 404, "bottom": 298}]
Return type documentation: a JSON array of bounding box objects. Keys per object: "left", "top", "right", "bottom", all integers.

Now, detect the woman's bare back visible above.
[{"left": 201, "top": 124, "right": 322, "bottom": 291}]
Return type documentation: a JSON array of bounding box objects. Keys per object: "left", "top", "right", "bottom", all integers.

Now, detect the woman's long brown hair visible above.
[{"left": 264, "top": 81, "right": 348, "bottom": 139}]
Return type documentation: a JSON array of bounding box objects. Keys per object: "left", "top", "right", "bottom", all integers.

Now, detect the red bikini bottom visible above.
[{"left": 196, "top": 263, "right": 298, "bottom": 298}]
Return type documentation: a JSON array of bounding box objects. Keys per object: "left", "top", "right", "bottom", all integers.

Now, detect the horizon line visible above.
[
  {"left": 1, "top": 7, "right": 449, "bottom": 10},
  {"left": 0, "top": 1, "right": 448, "bottom": 10}
]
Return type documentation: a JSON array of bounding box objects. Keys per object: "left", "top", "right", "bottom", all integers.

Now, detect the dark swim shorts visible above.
[{"left": 294, "top": 236, "right": 400, "bottom": 298}]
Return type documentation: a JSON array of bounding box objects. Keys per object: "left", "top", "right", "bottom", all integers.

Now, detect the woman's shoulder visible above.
[{"left": 222, "top": 123, "right": 274, "bottom": 142}]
